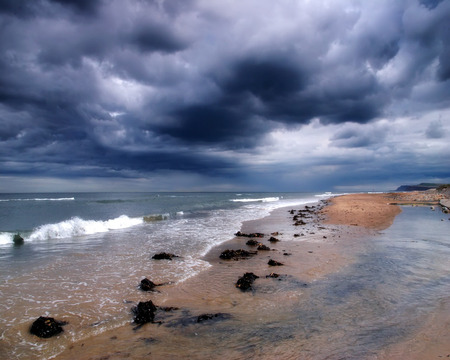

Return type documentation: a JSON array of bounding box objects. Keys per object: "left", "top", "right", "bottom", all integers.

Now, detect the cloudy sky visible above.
[{"left": 0, "top": 0, "right": 449, "bottom": 192}]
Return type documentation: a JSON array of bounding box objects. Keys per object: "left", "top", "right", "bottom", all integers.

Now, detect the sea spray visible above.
[
  {"left": 231, "top": 197, "right": 280, "bottom": 203},
  {"left": 0, "top": 192, "right": 326, "bottom": 359},
  {"left": 0, "top": 197, "right": 75, "bottom": 202},
  {"left": 27, "top": 215, "right": 143, "bottom": 241},
  {"left": 0, "top": 232, "right": 13, "bottom": 245}
]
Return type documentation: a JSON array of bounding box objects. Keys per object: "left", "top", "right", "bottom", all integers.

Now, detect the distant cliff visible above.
[{"left": 396, "top": 183, "right": 442, "bottom": 191}]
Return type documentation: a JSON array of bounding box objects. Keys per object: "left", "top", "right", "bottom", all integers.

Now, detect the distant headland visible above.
[{"left": 396, "top": 183, "right": 449, "bottom": 192}]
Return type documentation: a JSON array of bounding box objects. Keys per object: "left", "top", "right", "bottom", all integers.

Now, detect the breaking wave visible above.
[
  {"left": 0, "top": 197, "right": 75, "bottom": 202},
  {"left": 314, "top": 192, "right": 352, "bottom": 198},
  {"left": 27, "top": 215, "right": 143, "bottom": 242},
  {"left": 0, "top": 233, "right": 12, "bottom": 245},
  {"left": 230, "top": 197, "right": 280, "bottom": 203}
]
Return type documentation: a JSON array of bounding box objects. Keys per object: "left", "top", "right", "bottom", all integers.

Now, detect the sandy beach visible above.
[
  {"left": 48, "top": 191, "right": 449, "bottom": 359},
  {"left": 323, "top": 192, "right": 450, "bottom": 360}
]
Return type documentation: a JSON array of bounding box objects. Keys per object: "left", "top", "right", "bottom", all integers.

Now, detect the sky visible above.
[{"left": 0, "top": 0, "right": 449, "bottom": 193}]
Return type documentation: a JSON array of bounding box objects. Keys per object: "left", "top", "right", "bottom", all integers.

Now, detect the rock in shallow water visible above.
[
  {"left": 13, "top": 234, "right": 24, "bottom": 246},
  {"left": 132, "top": 301, "right": 158, "bottom": 325},
  {"left": 30, "top": 316, "right": 67, "bottom": 338},
  {"left": 140, "top": 278, "right": 157, "bottom": 291},
  {"left": 266, "top": 272, "right": 280, "bottom": 278},
  {"left": 246, "top": 239, "right": 259, "bottom": 246},
  {"left": 220, "top": 249, "right": 256, "bottom": 260},
  {"left": 152, "top": 252, "right": 179, "bottom": 260},
  {"left": 235, "top": 272, "right": 259, "bottom": 291},
  {"left": 197, "top": 313, "right": 231, "bottom": 323},
  {"left": 268, "top": 259, "right": 284, "bottom": 266},
  {"left": 234, "top": 231, "right": 264, "bottom": 238}
]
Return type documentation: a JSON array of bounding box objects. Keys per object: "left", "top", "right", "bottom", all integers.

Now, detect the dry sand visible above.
[{"left": 322, "top": 193, "right": 403, "bottom": 230}]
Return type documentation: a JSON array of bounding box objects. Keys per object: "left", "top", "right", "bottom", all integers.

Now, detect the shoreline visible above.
[{"left": 52, "top": 192, "right": 449, "bottom": 359}]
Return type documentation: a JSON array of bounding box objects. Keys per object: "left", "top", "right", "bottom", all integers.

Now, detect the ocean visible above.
[{"left": 0, "top": 192, "right": 327, "bottom": 359}]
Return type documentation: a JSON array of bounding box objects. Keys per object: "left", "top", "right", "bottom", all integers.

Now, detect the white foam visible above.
[
  {"left": 230, "top": 197, "right": 280, "bottom": 203},
  {"left": 0, "top": 197, "right": 75, "bottom": 202},
  {"left": 27, "top": 215, "right": 143, "bottom": 241},
  {"left": 0, "top": 233, "right": 12, "bottom": 245},
  {"left": 315, "top": 192, "right": 347, "bottom": 198},
  {"left": 174, "top": 256, "right": 212, "bottom": 283}
]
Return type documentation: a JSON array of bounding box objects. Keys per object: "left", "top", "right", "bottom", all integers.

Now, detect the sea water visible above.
[
  {"left": 3, "top": 194, "right": 447, "bottom": 360},
  {"left": 98, "top": 204, "right": 448, "bottom": 360},
  {"left": 0, "top": 192, "right": 326, "bottom": 359}
]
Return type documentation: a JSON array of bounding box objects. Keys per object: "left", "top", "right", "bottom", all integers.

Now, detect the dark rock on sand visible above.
[
  {"left": 152, "top": 252, "right": 179, "bottom": 260},
  {"left": 236, "top": 272, "right": 259, "bottom": 291},
  {"left": 266, "top": 272, "right": 280, "bottom": 278},
  {"left": 132, "top": 300, "right": 157, "bottom": 325},
  {"left": 13, "top": 233, "right": 24, "bottom": 246},
  {"left": 235, "top": 231, "right": 264, "bottom": 238},
  {"left": 246, "top": 239, "right": 259, "bottom": 246},
  {"left": 197, "top": 313, "right": 231, "bottom": 323},
  {"left": 268, "top": 236, "right": 280, "bottom": 243},
  {"left": 158, "top": 306, "right": 179, "bottom": 312},
  {"left": 139, "top": 337, "right": 158, "bottom": 344},
  {"left": 219, "top": 249, "right": 256, "bottom": 260},
  {"left": 268, "top": 259, "right": 284, "bottom": 266},
  {"left": 257, "top": 244, "right": 271, "bottom": 251},
  {"left": 30, "top": 316, "right": 67, "bottom": 338},
  {"left": 294, "top": 220, "right": 307, "bottom": 226}
]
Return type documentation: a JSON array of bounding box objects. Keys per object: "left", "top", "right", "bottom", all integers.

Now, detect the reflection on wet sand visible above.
[{"left": 47, "top": 194, "right": 450, "bottom": 359}]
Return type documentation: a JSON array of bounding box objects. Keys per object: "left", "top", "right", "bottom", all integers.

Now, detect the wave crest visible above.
[
  {"left": 28, "top": 215, "right": 143, "bottom": 241},
  {"left": 0, "top": 197, "right": 75, "bottom": 202},
  {"left": 0, "top": 232, "right": 13, "bottom": 245},
  {"left": 230, "top": 197, "right": 280, "bottom": 203}
]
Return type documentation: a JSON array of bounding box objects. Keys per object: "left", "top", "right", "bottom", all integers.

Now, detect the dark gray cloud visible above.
[
  {"left": 0, "top": 0, "right": 449, "bottom": 191},
  {"left": 419, "top": 0, "right": 446, "bottom": 9},
  {"left": 425, "top": 120, "right": 446, "bottom": 139},
  {"left": 223, "top": 58, "right": 306, "bottom": 101},
  {"left": 50, "top": 0, "right": 103, "bottom": 15},
  {"left": 128, "top": 21, "right": 188, "bottom": 54},
  {"left": 0, "top": 0, "right": 41, "bottom": 17},
  {"left": 330, "top": 124, "right": 388, "bottom": 148},
  {"left": 0, "top": 0, "right": 103, "bottom": 17}
]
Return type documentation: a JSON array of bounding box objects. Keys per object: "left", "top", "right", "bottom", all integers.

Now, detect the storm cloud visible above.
[{"left": 0, "top": 0, "right": 449, "bottom": 192}]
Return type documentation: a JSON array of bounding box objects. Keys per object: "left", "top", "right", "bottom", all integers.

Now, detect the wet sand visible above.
[
  {"left": 324, "top": 192, "right": 450, "bottom": 360},
  {"left": 52, "top": 193, "right": 449, "bottom": 359}
]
